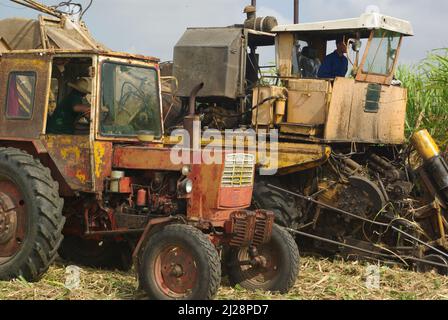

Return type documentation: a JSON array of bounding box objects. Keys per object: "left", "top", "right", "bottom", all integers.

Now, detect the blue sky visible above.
[{"left": 1, "top": 0, "right": 447, "bottom": 65}]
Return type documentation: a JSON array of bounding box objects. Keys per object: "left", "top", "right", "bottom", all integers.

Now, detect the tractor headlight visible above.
[
  {"left": 179, "top": 178, "right": 193, "bottom": 194},
  {"left": 181, "top": 165, "right": 191, "bottom": 176}
]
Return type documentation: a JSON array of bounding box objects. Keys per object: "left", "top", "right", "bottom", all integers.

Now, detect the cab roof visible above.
[
  {"left": 0, "top": 16, "right": 159, "bottom": 63},
  {"left": 272, "top": 12, "right": 414, "bottom": 38}
]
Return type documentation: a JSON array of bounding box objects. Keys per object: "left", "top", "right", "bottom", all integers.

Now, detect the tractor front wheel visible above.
[
  {"left": 226, "top": 224, "right": 300, "bottom": 293},
  {"left": 137, "top": 224, "right": 221, "bottom": 300}
]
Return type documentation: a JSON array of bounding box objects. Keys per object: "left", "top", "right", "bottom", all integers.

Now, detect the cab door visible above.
[{"left": 0, "top": 53, "right": 51, "bottom": 138}]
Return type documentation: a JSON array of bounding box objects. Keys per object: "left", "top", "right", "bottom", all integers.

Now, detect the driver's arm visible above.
[
  {"left": 73, "top": 104, "right": 91, "bottom": 117},
  {"left": 73, "top": 94, "right": 92, "bottom": 114},
  {"left": 73, "top": 104, "right": 90, "bottom": 113}
]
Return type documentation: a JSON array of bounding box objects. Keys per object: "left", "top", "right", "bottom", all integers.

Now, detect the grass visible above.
[
  {"left": 1, "top": 256, "right": 448, "bottom": 300},
  {"left": 397, "top": 49, "right": 448, "bottom": 145}
]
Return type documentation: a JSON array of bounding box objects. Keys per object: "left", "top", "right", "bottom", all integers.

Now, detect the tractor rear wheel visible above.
[
  {"left": 0, "top": 148, "right": 64, "bottom": 281},
  {"left": 416, "top": 254, "right": 448, "bottom": 276},
  {"left": 137, "top": 224, "right": 221, "bottom": 300},
  {"left": 253, "top": 178, "right": 301, "bottom": 229},
  {"left": 226, "top": 224, "right": 300, "bottom": 293}
]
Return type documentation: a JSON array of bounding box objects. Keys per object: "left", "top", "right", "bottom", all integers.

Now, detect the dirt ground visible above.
[{"left": 0, "top": 256, "right": 447, "bottom": 300}]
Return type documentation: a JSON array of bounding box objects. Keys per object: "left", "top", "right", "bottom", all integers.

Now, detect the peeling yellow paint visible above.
[
  {"left": 76, "top": 170, "right": 87, "bottom": 184},
  {"left": 60, "top": 146, "right": 81, "bottom": 162},
  {"left": 48, "top": 136, "right": 73, "bottom": 145},
  {"left": 94, "top": 142, "right": 106, "bottom": 178}
]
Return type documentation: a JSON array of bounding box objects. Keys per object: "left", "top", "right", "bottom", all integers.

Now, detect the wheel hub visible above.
[
  {"left": 251, "top": 255, "right": 268, "bottom": 268},
  {"left": 156, "top": 245, "right": 198, "bottom": 296},
  {"left": 170, "top": 264, "right": 184, "bottom": 277},
  {"left": 236, "top": 244, "right": 279, "bottom": 285},
  {"left": 0, "top": 192, "right": 17, "bottom": 245},
  {"left": 248, "top": 246, "right": 268, "bottom": 268}
]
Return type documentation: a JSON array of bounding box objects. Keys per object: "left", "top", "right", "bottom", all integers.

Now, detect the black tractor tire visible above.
[
  {"left": 0, "top": 148, "right": 64, "bottom": 281},
  {"left": 227, "top": 224, "right": 300, "bottom": 293},
  {"left": 58, "top": 236, "right": 132, "bottom": 271},
  {"left": 253, "top": 179, "right": 301, "bottom": 229},
  {"left": 416, "top": 254, "right": 448, "bottom": 276},
  {"left": 137, "top": 224, "right": 221, "bottom": 300}
]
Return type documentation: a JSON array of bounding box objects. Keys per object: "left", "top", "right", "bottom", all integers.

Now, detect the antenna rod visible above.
[{"left": 294, "top": 0, "right": 299, "bottom": 24}]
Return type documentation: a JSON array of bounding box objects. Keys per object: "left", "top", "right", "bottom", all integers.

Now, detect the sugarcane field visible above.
[{"left": 0, "top": 0, "right": 448, "bottom": 305}]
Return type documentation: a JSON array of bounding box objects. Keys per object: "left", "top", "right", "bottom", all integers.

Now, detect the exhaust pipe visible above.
[
  {"left": 188, "top": 82, "right": 204, "bottom": 116},
  {"left": 294, "top": 0, "right": 299, "bottom": 24},
  {"left": 184, "top": 83, "right": 204, "bottom": 149},
  {"left": 244, "top": 4, "right": 278, "bottom": 32}
]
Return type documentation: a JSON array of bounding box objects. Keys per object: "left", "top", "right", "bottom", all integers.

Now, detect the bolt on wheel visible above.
[
  {"left": 138, "top": 224, "right": 221, "bottom": 300},
  {"left": 154, "top": 244, "right": 199, "bottom": 298},
  {"left": 226, "top": 224, "right": 300, "bottom": 293},
  {"left": 0, "top": 185, "right": 25, "bottom": 265}
]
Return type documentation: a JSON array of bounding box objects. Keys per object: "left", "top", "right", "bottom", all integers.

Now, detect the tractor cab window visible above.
[
  {"left": 362, "top": 30, "right": 401, "bottom": 76},
  {"left": 6, "top": 72, "right": 36, "bottom": 120},
  {"left": 100, "top": 62, "right": 162, "bottom": 138},
  {"left": 246, "top": 32, "right": 276, "bottom": 88},
  {"left": 46, "top": 57, "right": 93, "bottom": 135},
  {"left": 292, "top": 40, "right": 321, "bottom": 78}
]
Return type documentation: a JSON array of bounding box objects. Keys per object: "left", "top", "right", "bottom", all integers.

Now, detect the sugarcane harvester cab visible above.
[
  {"left": 172, "top": 6, "right": 448, "bottom": 271},
  {"left": 0, "top": 0, "right": 300, "bottom": 299}
]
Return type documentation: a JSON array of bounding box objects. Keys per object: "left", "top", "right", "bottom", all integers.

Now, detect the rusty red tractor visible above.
[{"left": 0, "top": 2, "right": 299, "bottom": 299}]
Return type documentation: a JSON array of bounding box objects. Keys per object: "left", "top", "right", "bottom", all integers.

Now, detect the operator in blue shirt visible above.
[{"left": 318, "top": 36, "right": 348, "bottom": 78}]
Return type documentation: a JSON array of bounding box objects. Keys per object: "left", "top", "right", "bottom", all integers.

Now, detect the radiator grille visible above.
[{"left": 221, "top": 153, "right": 255, "bottom": 187}]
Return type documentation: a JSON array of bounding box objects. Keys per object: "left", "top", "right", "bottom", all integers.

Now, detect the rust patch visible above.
[
  {"left": 41, "top": 135, "right": 92, "bottom": 191},
  {"left": 0, "top": 192, "right": 17, "bottom": 245},
  {"left": 60, "top": 146, "right": 81, "bottom": 162},
  {"left": 75, "top": 170, "right": 88, "bottom": 184}
]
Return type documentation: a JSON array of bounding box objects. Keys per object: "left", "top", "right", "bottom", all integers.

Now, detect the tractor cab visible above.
[
  {"left": 259, "top": 12, "right": 414, "bottom": 144},
  {"left": 0, "top": 16, "right": 165, "bottom": 194}
]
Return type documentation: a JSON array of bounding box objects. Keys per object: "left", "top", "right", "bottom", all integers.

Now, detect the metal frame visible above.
[
  {"left": 356, "top": 30, "right": 404, "bottom": 85},
  {"left": 94, "top": 55, "right": 164, "bottom": 143},
  {"left": 95, "top": 58, "right": 164, "bottom": 142}
]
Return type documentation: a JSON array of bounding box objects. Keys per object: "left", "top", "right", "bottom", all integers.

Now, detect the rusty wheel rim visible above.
[
  {"left": 153, "top": 244, "right": 198, "bottom": 298},
  {"left": 236, "top": 243, "right": 280, "bottom": 286},
  {"left": 0, "top": 176, "right": 27, "bottom": 265}
]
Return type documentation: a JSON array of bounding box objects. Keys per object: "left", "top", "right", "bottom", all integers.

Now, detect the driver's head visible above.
[{"left": 335, "top": 36, "right": 347, "bottom": 55}]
